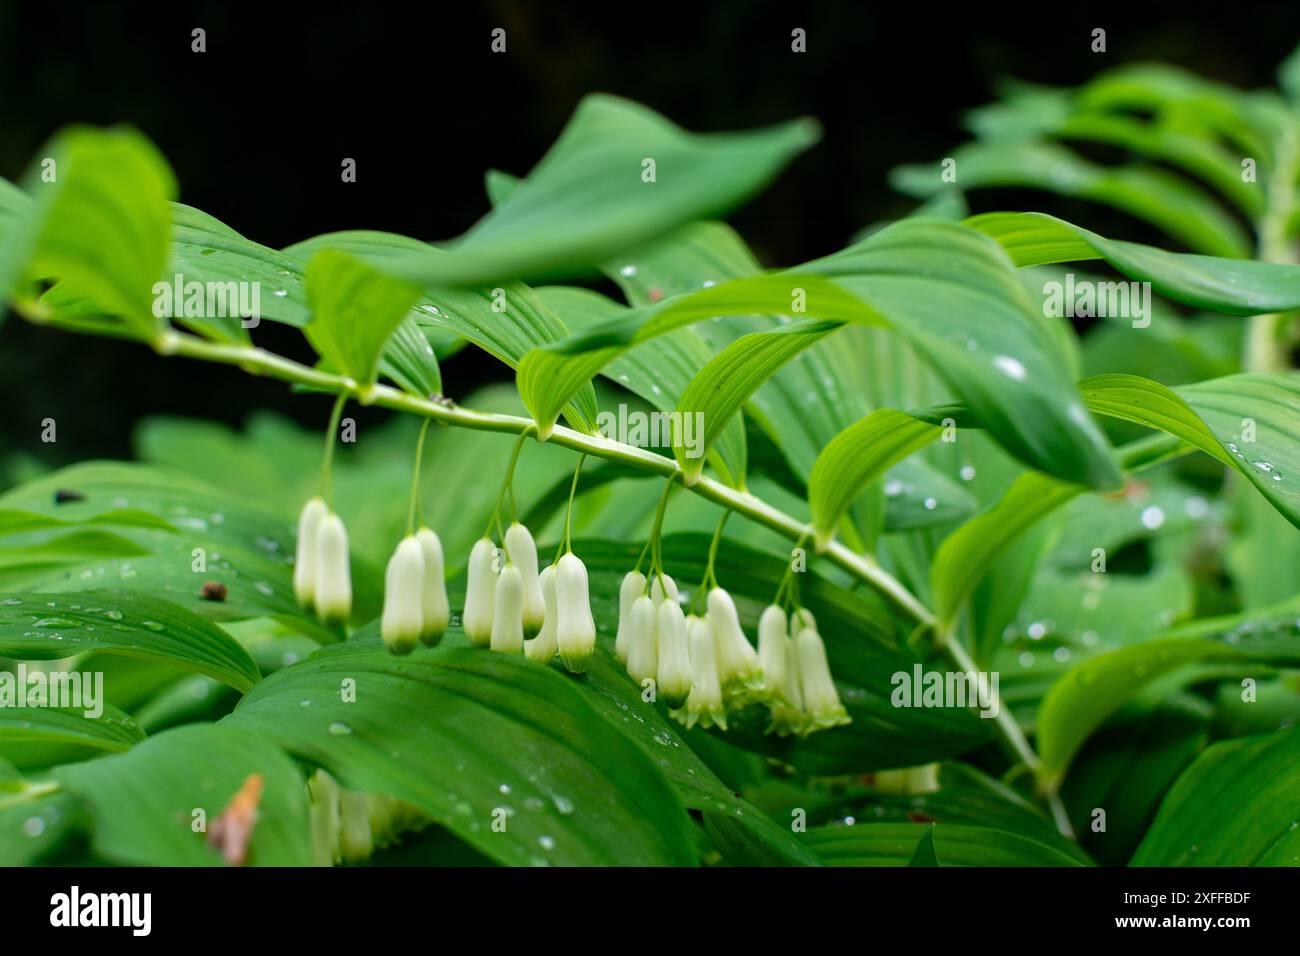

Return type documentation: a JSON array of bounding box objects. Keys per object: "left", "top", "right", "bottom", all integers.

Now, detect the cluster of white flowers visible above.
[
  {"left": 293, "top": 496, "right": 353, "bottom": 626},
  {"left": 378, "top": 527, "right": 450, "bottom": 655},
  {"left": 616, "top": 572, "right": 850, "bottom": 737},
  {"left": 463, "top": 523, "right": 597, "bottom": 673}
]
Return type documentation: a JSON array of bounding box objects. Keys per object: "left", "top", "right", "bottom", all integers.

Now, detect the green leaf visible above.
[
  {"left": 809, "top": 409, "right": 942, "bottom": 548},
  {"left": 289, "top": 231, "right": 598, "bottom": 431},
  {"left": 0, "top": 704, "right": 144, "bottom": 753},
  {"left": 538, "top": 285, "right": 747, "bottom": 487},
  {"left": 1132, "top": 726, "right": 1300, "bottom": 865},
  {"left": 1036, "top": 619, "right": 1300, "bottom": 792},
  {"left": 970, "top": 212, "right": 1300, "bottom": 314},
  {"left": 7, "top": 127, "right": 175, "bottom": 338},
  {"left": 907, "top": 826, "right": 939, "bottom": 865},
  {"left": 804, "top": 822, "right": 1087, "bottom": 866},
  {"left": 932, "top": 472, "right": 1087, "bottom": 629},
  {"left": 226, "top": 643, "right": 697, "bottom": 866},
  {"left": 1081, "top": 372, "right": 1300, "bottom": 528},
  {"left": 0, "top": 508, "right": 175, "bottom": 536},
  {"left": 53, "top": 723, "right": 314, "bottom": 866},
  {"left": 0, "top": 461, "right": 371, "bottom": 639},
  {"left": 377, "top": 94, "right": 819, "bottom": 286},
  {"left": 673, "top": 319, "right": 841, "bottom": 484},
  {"left": 894, "top": 141, "right": 1250, "bottom": 257},
  {"left": 0, "top": 590, "right": 261, "bottom": 692},
  {"left": 523, "top": 219, "right": 1122, "bottom": 490},
  {"left": 303, "top": 250, "right": 424, "bottom": 389}
]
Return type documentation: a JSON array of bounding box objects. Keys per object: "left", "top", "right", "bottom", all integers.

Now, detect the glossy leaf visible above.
[
  {"left": 226, "top": 643, "right": 697, "bottom": 866},
  {"left": 1131, "top": 726, "right": 1300, "bottom": 865},
  {"left": 377, "top": 94, "right": 819, "bottom": 286},
  {"left": 0, "top": 705, "right": 144, "bottom": 753},
  {"left": 804, "top": 822, "right": 1086, "bottom": 866},
  {"left": 0, "top": 589, "right": 261, "bottom": 692},
  {"left": 53, "top": 723, "right": 314, "bottom": 866}
]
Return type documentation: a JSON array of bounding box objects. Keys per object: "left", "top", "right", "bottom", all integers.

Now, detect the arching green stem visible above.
[
  {"left": 318, "top": 393, "right": 348, "bottom": 506},
  {"left": 405, "top": 417, "right": 433, "bottom": 536}
]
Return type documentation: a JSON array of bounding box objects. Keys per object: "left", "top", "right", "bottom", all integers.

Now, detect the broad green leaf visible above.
[
  {"left": 804, "top": 822, "right": 1086, "bottom": 866},
  {"left": 701, "top": 810, "right": 825, "bottom": 866},
  {"left": 538, "top": 285, "right": 747, "bottom": 487},
  {"left": 808, "top": 409, "right": 942, "bottom": 547},
  {"left": 1061, "top": 697, "right": 1210, "bottom": 865},
  {"left": 1036, "top": 614, "right": 1300, "bottom": 791},
  {"left": 378, "top": 94, "right": 819, "bottom": 286},
  {"left": 893, "top": 141, "right": 1250, "bottom": 257},
  {"left": 7, "top": 127, "right": 175, "bottom": 339},
  {"left": 0, "top": 508, "right": 175, "bottom": 536},
  {"left": 0, "top": 461, "right": 375, "bottom": 639},
  {"left": 0, "top": 790, "right": 88, "bottom": 866},
  {"left": 523, "top": 219, "right": 1122, "bottom": 490},
  {"left": 171, "top": 208, "right": 449, "bottom": 390},
  {"left": 1131, "top": 726, "right": 1300, "bottom": 865},
  {"left": 303, "top": 250, "right": 424, "bottom": 389},
  {"left": 53, "top": 723, "right": 314, "bottom": 866},
  {"left": 0, "top": 704, "right": 144, "bottom": 754},
  {"left": 932, "top": 472, "right": 1087, "bottom": 629},
  {"left": 0, "top": 590, "right": 261, "bottom": 692},
  {"left": 1081, "top": 372, "right": 1300, "bottom": 528},
  {"left": 226, "top": 643, "right": 697, "bottom": 866},
  {"left": 673, "top": 319, "right": 841, "bottom": 483},
  {"left": 289, "top": 231, "right": 598, "bottom": 431},
  {"left": 970, "top": 212, "right": 1300, "bottom": 313}
]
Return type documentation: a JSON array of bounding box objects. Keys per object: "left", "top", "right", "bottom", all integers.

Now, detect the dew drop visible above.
[{"left": 327, "top": 721, "right": 352, "bottom": 736}]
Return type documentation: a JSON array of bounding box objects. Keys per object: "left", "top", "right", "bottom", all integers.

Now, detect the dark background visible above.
[{"left": 2, "top": 0, "right": 1297, "bottom": 470}]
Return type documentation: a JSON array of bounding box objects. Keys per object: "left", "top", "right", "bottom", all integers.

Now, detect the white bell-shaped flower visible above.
[
  {"left": 293, "top": 496, "right": 328, "bottom": 610},
  {"left": 614, "top": 570, "right": 647, "bottom": 665},
  {"left": 416, "top": 527, "right": 449, "bottom": 646},
  {"left": 490, "top": 564, "right": 525, "bottom": 653},
  {"left": 525, "top": 564, "right": 558, "bottom": 663},
  {"left": 682, "top": 614, "right": 726, "bottom": 730},
  {"left": 650, "top": 573, "right": 678, "bottom": 605},
  {"left": 767, "top": 633, "right": 805, "bottom": 737},
  {"left": 791, "top": 607, "right": 817, "bottom": 635},
  {"left": 795, "top": 625, "right": 850, "bottom": 732},
  {"left": 555, "top": 553, "right": 597, "bottom": 673},
  {"left": 315, "top": 512, "right": 352, "bottom": 626},
  {"left": 381, "top": 535, "right": 425, "bottom": 655},
  {"left": 655, "top": 599, "right": 692, "bottom": 709},
  {"left": 757, "top": 604, "right": 790, "bottom": 701},
  {"left": 463, "top": 537, "right": 499, "bottom": 647},
  {"left": 625, "top": 595, "right": 658, "bottom": 687},
  {"left": 707, "top": 587, "right": 762, "bottom": 694},
  {"left": 504, "top": 522, "right": 545, "bottom": 636},
  {"left": 871, "top": 763, "right": 941, "bottom": 795}
]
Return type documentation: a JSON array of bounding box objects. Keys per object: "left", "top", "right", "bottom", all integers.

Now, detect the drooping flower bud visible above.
[
  {"left": 708, "top": 587, "right": 762, "bottom": 695},
  {"left": 490, "top": 564, "right": 525, "bottom": 653},
  {"left": 625, "top": 595, "right": 659, "bottom": 687},
  {"left": 293, "top": 496, "right": 327, "bottom": 610},
  {"left": 871, "top": 763, "right": 941, "bottom": 795},
  {"left": 381, "top": 535, "right": 425, "bottom": 655},
  {"left": 337, "top": 788, "right": 374, "bottom": 864},
  {"left": 757, "top": 604, "right": 790, "bottom": 700},
  {"left": 416, "top": 527, "right": 449, "bottom": 646},
  {"left": 791, "top": 607, "right": 817, "bottom": 634},
  {"left": 504, "top": 522, "right": 545, "bottom": 636},
  {"left": 525, "top": 564, "right": 558, "bottom": 663},
  {"left": 463, "top": 537, "right": 498, "bottom": 647},
  {"left": 650, "top": 573, "right": 679, "bottom": 605},
  {"left": 555, "top": 553, "right": 596, "bottom": 673},
  {"left": 682, "top": 614, "right": 726, "bottom": 730},
  {"left": 307, "top": 769, "right": 342, "bottom": 866},
  {"left": 795, "top": 626, "right": 850, "bottom": 732},
  {"left": 315, "top": 513, "right": 352, "bottom": 626},
  {"left": 656, "top": 599, "right": 692, "bottom": 709},
  {"left": 614, "top": 570, "right": 647, "bottom": 665},
  {"left": 767, "top": 633, "right": 804, "bottom": 737}
]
